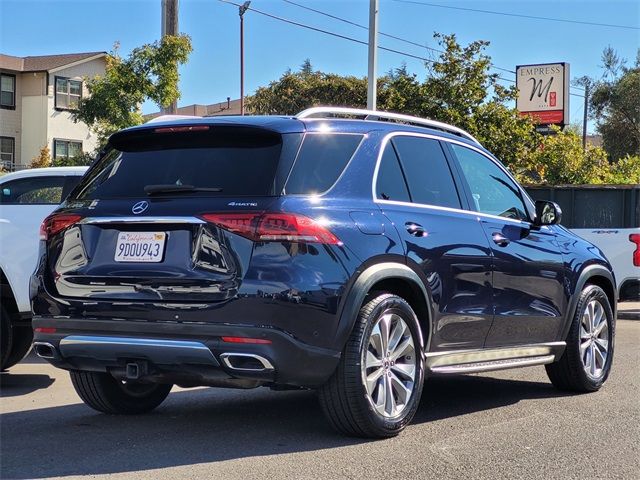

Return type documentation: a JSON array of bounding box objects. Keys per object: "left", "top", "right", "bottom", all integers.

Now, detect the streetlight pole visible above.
[
  {"left": 367, "top": 0, "right": 379, "bottom": 111},
  {"left": 239, "top": 1, "right": 251, "bottom": 116}
]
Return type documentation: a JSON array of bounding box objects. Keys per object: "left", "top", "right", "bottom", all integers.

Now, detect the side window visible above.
[
  {"left": 375, "top": 143, "right": 410, "bottom": 202},
  {"left": 452, "top": 144, "right": 528, "bottom": 221},
  {"left": 0, "top": 176, "right": 66, "bottom": 205},
  {"left": 392, "top": 136, "right": 461, "bottom": 209},
  {"left": 285, "top": 134, "right": 363, "bottom": 195}
]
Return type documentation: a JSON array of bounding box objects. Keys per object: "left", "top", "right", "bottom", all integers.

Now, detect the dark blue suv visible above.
[{"left": 32, "top": 107, "right": 616, "bottom": 438}]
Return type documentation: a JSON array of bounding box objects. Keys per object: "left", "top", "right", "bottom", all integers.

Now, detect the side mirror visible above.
[{"left": 534, "top": 200, "right": 562, "bottom": 226}]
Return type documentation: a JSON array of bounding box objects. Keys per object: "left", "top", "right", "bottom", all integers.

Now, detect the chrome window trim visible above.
[{"left": 371, "top": 131, "right": 535, "bottom": 224}]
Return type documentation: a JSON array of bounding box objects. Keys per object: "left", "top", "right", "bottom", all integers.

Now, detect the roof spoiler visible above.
[{"left": 145, "top": 115, "right": 202, "bottom": 124}]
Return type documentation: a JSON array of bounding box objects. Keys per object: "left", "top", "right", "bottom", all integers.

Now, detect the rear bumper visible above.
[{"left": 32, "top": 317, "right": 340, "bottom": 388}]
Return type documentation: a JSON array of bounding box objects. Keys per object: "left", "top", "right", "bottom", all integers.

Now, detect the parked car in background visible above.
[
  {"left": 526, "top": 185, "right": 639, "bottom": 302},
  {"left": 32, "top": 109, "right": 616, "bottom": 438},
  {"left": 576, "top": 229, "right": 639, "bottom": 301},
  {"left": 0, "top": 166, "right": 87, "bottom": 370}
]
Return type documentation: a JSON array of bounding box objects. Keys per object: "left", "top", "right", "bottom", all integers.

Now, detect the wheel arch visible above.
[
  {"left": 561, "top": 264, "right": 617, "bottom": 340},
  {"left": 334, "top": 261, "right": 433, "bottom": 352},
  {"left": 0, "top": 268, "right": 19, "bottom": 317}
]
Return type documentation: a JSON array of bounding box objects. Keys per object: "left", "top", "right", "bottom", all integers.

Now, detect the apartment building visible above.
[{"left": 0, "top": 51, "right": 107, "bottom": 170}]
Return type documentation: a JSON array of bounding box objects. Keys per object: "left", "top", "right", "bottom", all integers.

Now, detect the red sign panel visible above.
[{"left": 520, "top": 110, "right": 564, "bottom": 124}]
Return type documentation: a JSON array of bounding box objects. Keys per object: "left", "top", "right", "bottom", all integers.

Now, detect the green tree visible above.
[
  {"left": 247, "top": 68, "right": 368, "bottom": 114},
  {"left": 247, "top": 34, "right": 638, "bottom": 186},
  {"left": 590, "top": 47, "right": 640, "bottom": 161},
  {"left": 51, "top": 152, "right": 94, "bottom": 167},
  {"left": 248, "top": 33, "right": 537, "bottom": 172},
  {"left": 75, "top": 35, "right": 193, "bottom": 149},
  {"left": 520, "top": 127, "right": 610, "bottom": 185}
]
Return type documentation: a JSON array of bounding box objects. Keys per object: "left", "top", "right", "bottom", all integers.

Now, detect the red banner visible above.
[{"left": 520, "top": 110, "right": 564, "bottom": 125}]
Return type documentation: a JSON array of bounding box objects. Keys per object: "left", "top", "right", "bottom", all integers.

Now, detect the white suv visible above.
[{"left": 0, "top": 166, "right": 87, "bottom": 370}]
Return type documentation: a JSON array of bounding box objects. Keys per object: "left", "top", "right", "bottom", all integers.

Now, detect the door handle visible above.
[
  {"left": 405, "top": 222, "right": 426, "bottom": 237},
  {"left": 492, "top": 232, "right": 510, "bottom": 247}
]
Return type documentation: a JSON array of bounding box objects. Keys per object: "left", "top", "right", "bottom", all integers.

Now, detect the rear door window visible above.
[
  {"left": 392, "top": 136, "right": 462, "bottom": 209},
  {"left": 0, "top": 176, "right": 67, "bottom": 204},
  {"left": 285, "top": 133, "right": 363, "bottom": 195},
  {"left": 71, "top": 127, "right": 290, "bottom": 200}
]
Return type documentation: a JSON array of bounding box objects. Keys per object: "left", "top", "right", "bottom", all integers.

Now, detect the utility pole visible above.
[
  {"left": 582, "top": 81, "right": 590, "bottom": 151},
  {"left": 239, "top": 2, "right": 251, "bottom": 116},
  {"left": 161, "top": 0, "right": 179, "bottom": 114},
  {"left": 367, "top": 0, "right": 379, "bottom": 110}
]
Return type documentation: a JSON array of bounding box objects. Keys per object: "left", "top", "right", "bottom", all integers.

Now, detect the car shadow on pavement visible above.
[
  {"left": 415, "top": 375, "right": 568, "bottom": 423},
  {"left": 0, "top": 375, "right": 569, "bottom": 479},
  {"left": 0, "top": 372, "right": 55, "bottom": 398}
]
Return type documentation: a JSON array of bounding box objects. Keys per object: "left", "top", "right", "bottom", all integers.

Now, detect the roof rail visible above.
[
  {"left": 296, "top": 107, "right": 480, "bottom": 145},
  {"left": 145, "top": 114, "right": 202, "bottom": 124}
]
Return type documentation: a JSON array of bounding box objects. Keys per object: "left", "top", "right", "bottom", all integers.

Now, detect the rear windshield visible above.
[{"left": 71, "top": 127, "right": 290, "bottom": 200}]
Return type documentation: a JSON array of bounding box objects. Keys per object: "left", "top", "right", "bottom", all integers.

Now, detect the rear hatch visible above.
[{"left": 42, "top": 124, "right": 303, "bottom": 303}]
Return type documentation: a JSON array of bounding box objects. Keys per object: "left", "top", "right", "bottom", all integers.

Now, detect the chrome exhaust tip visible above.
[
  {"left": 33, "top": 342, "right": 59, "bottom": 360},
  {"left": 220, "top": 353, "right": 274, "bottom": 372}
]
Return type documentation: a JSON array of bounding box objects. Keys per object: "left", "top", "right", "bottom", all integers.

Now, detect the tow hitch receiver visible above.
[{"left": 125, "top": 361, "right": 148, "bottom": 380}]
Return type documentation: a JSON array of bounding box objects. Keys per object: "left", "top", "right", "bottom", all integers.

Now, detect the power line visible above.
[
  {"left": 218, "top": 0, "right": 585, "bottom": 98},
  {"left": 281, "top": 0, "right": 516, "bottom": 75},
  {"left": 392, "top": 0, "right": 640, "bottom": 31},
  {"left": 281, "top": 0, "right": 586, "bottom": 94},
  {"left": 218, "top": 1, "right": 437, "bottom": 63}
]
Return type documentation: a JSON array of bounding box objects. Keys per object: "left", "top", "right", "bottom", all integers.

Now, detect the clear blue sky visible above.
[{"left": 1, "top": 0, "right": 638, "bottom": 131}]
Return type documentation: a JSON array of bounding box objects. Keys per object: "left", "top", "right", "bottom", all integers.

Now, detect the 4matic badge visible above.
[{"left": 228, "top": 201, "right": 258, "bottom": 207}]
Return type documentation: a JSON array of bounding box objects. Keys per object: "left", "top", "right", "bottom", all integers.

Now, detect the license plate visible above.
[{"left": 115, "top": 232, "right": 166, "bottom": 263}]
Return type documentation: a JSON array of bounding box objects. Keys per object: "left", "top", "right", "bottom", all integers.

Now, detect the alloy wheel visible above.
[
  {"left": 580, "top": 299, "right": 610, "bottom": 379},
  {"left": 362, "top": 311, "right": 417, "bottom": 418}
]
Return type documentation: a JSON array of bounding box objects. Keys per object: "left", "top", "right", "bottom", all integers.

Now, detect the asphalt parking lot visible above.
[{"left": 1, "top": 320, "right": 638, "bottom": 480}]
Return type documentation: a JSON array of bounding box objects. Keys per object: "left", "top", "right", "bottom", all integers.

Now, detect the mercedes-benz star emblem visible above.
[{"left": 131, "top": 200, "right": 149, "bottom": 215}]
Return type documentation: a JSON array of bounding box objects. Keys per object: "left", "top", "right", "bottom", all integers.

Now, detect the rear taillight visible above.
[
  {"left": 200, "top": 212, "right": 342, "bottom": 245},
  {"left": 39, "top": 213, "right": 82, "bottom": 240},
  {"left": 221, "top": 336, "right": 272, "bottom": 344},
  {"left": 630, "top": 233, "right": 640, "bottom": 267}
]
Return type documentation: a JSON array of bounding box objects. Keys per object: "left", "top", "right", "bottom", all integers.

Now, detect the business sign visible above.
[{"left": 516, "top": 62, "right": 569, "bottom": 127}]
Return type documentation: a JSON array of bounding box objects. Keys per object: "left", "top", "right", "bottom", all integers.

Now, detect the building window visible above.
[
  {"left": 54, "top": 139, "right": 82, "bottom": 159},
  {"left": 0, "top": 137, "right": 15, "bottom": 170},
  {"left": 55, "top": 77, "right": 82, "bottom": 110},
  {"left": 1, "top": 74, "right": 16, "bottom": 109}
]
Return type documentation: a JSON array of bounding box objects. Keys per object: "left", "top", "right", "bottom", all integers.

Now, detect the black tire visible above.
[
  {"left": 546, "top": 284, "right": 615, "bottom": 392},
  {"left": 70, "top": 370, "right": 172, "bottom": 414},
  {"left": 3, "top": 326, "right": 33, "bottom": 370},
  {"left": 1, "top": 305, "right": 13, "bottom": 371},
  {"left": 319, "top": 293, "right": 425, "bottom": 438}
]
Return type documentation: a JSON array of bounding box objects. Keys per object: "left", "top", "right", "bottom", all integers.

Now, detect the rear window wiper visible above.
[{"left": 144, "top": 184, "right": 223, "bottom": 195}]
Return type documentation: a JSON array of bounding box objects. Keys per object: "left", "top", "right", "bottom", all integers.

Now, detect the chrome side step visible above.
[
  {"left": 426, "top": 342, "right": 565, "bottom": 375},
  {"left": 430, "top": 355, "right": 556, "bottom": 375}
]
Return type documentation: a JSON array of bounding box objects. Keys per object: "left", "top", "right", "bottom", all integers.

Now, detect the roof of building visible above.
[
  {"left": 0, "top": 51, "right": 107, "bottom": 72},
  {"left": 145, "top": 98, "right": 243, "bottom": 120}
]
